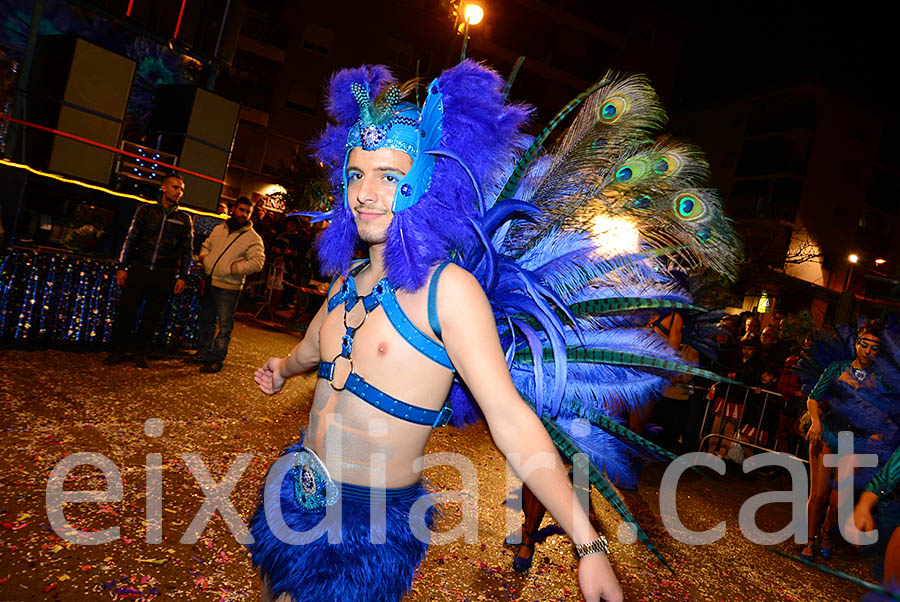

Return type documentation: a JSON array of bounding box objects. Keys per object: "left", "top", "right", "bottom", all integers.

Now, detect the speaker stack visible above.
[
  {"left": 24, "top": 35, "right": 135, "bottom": 184},
  {"left": 150, "top": 85, "right": 240, "bottom": 211}
]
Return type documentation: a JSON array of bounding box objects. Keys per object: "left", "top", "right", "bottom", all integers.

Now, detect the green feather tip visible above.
[
  {"left": 540, "top": 413, "right": 673, "bottom": 571},
  {"left": 568, "top": 297, "right": 705, "bottom": 317},
  {"left": 515, "top": 346, "right": 740, "bottom": 385}
]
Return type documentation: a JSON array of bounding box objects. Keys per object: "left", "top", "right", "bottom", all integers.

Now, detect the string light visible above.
[{"left": 0, "top": 159, "right": 225, "bottom": 219}]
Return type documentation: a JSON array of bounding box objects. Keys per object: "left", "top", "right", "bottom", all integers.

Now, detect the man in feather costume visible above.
[
  {"left": 246, "top": 55, "right": 740, "bottom": 601},
  {"left": 247, "top": 61, "right": 621, "bottom": 602}
]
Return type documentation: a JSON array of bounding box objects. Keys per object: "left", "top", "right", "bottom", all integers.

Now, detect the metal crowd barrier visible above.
[{"left": 696, "top": 382, "right": 809, "bottom": 466}]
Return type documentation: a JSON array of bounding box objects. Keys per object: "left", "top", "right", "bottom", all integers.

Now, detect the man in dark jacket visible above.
[{"left": 104, "top": 174, "right": 193, "bottom": 367}]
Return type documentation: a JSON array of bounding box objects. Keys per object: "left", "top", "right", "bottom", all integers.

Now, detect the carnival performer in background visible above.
[
  {"left": 801, "top": 320, "right": 900, "bottom": 561},
  {"left": 247, "top": 57, "right": 740, "bottom": 601},
  {"left": 852, "top": 442, "right": 900, "bottom": 600}
]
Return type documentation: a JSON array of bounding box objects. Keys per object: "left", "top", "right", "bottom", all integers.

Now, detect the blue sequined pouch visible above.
[{"left": 291, "top": 447, "right": 339, "bottom": 511}]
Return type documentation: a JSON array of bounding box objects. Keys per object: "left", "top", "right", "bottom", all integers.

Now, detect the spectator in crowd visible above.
[
  {"left": 712, "top": 318, "right": 741, "bottom": 376},
  {"left": 264, "top": 238, "right": 288, "bottom": 313},
  {"left": 760, "top": 325, "right": 789, "bottom": 370},
  {"left": 744, "top": 313, "right": 761, "bottom": 339},
  {"left": 720, "top": 313, "right": 740, "bottom": 335},
  {"left": 709, "top": 334, "right": 763, "bottom": 457},
  {"left": 650, "top": 341, "right": 699, "bottom": 453},
  {"left": 104, "top": 174, "right": 193, "bottom": 368},
  {"left": 273, "top": 218, "right": 307, "bottom": 308},
  {"left": 775, "top": 354, "right": 805, "bottom": 454},
  {"left": 188, "top": 197, "right": 265, "bottom": 373},
  {"left": 216, "top": 201, "right": 229, "bottom": 215},
  {"left": 739, "top": 365, "right": 781, "bottom": 453},
  {"left": 253, "top": 204, "right": 278, "bottom": 246},
  {"left": 773, "top": 311, "right": 787, "bottom": 331}
]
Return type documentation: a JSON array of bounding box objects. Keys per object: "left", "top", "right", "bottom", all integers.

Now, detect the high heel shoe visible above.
[
  {"left": 800, "top": 537, "right": 817, "bottom": 561},
  {"left": 512, "top": 539, "right": 536, "bottom": 572},
  {"left": 818, "top": 529, "right": 833, "bottom": 560}
]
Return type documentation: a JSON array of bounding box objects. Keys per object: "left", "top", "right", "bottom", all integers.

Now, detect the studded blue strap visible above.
[
  {"left": 427, "top": 262, "right": 451, "bottom": 342},
  {"left": 326, "top": 276, "right": 340, "bottom": 299},
  {"left": 318, "top": 362, "right": 453, "bottom": 428},
  {"left": 327, "top": 260, "right": 369, "bottom": 313},
  {"left": 371, "top": 278, "right": 454, "bottom": 370}
]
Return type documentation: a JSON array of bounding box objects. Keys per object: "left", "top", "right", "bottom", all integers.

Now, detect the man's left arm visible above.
[
  {"left": 230, "top": 238, "right": 265, "bottom": 276},
  {"left": 437, "top": 266, "right": 621, "bottom": 602},
  {"left": 173, "top": 213, "right": 194, "bottom": 294}
]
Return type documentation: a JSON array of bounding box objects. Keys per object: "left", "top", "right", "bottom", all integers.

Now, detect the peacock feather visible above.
[{"left": 445, "top": 66, "right": 743, "bottom": 565}]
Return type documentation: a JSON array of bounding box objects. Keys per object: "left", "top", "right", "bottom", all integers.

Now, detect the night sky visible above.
[{"left": 671, "top": 3, "right": 896, "bottom": 115}]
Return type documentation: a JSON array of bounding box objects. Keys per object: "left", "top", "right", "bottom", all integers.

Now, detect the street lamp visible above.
[
  {"left": 844, "top": 253, "right": 859, "bottom": 291},
  {"left": 464, "top": 3, "right": 484, "bottom": 25},
  {"left": 459, "top": 2, "right": 484, "bottom": 60}
]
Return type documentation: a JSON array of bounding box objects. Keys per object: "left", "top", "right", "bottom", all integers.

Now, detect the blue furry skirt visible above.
[{"left": 247, "top": 442, "right": 436, "bottom": 602}]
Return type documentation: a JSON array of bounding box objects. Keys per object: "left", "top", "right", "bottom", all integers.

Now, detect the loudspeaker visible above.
[
  {"left": 25, "top": 36, "right": 135, "bottom": 184},
  {"left": 151, "top": 85, "right": 240, "bottom": 211}
]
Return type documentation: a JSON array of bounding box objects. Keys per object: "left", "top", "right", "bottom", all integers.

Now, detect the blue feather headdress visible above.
[{"left": 306, "top": 61, "right": 532, "bottom": 292}]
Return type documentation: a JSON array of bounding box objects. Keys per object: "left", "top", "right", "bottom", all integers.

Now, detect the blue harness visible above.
[{"left": 318, "top": 261, "right": 454, "bottom": 428}]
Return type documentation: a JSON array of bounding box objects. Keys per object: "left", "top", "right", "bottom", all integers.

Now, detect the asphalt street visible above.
[{"left": 0, "top": 317, "right": 872, "bottom": 601}]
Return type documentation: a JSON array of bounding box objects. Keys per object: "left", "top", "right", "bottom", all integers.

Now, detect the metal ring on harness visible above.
[
  {"left": 329, "top": 354, "right": 353, "bottom": 391},
  {"left": 344, "top": 298, "right": 368, "bottom": 330}
]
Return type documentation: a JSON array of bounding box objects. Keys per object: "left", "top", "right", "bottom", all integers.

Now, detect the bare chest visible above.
[{"left": 318, "top": 287, "right": 453, "bottom": 406}]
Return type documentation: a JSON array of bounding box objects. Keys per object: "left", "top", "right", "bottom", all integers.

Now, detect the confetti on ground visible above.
[{"left": 0, "top": 320, "right": 873, "bottom": 601}]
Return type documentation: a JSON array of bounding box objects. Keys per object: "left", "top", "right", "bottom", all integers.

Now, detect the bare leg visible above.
[
  {"left": 513, "top": 484, "right": 547, "bottom": 572},
  {"left": 823, "top": 491, "right": 839, "bottom": 532},
  {"left": 804, "top": 438, "right": 833, "bottom": 558}
]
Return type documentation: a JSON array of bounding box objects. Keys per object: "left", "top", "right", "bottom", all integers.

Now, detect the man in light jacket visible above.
[{"left": 189, "top": 196, "right": 264, "bottom": 373}]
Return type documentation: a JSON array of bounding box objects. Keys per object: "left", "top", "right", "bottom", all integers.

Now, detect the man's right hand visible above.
[
  {"left": 578, "top": 552, "right": 623, "bottom": 602},
  {"left": 115, "top": 269, "right": 128, "bottom": 287},
  {"left": 254, "top": 357, "right": 287, "bottom": 395}
]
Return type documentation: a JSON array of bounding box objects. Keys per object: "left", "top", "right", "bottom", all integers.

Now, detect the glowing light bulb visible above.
[{"left": 464, "top": 3, "right": 484, "bottom": 24}]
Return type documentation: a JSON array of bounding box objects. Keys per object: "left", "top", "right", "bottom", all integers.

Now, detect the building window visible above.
[
  {"left": 856, "top": 210, "right": 893, "bottom": 255},
  {"left": 286, "top": 83, "right": 317, "bottom": 116},
  {"left": 746, "top": 92, "right": 817, "bottom": 136},
  {"left": 302, "top": 24, "right": 333, "bottom": 56},
  {"left": 735, "top": 134, "right": 811, "bottom": 178},
  {"left": 865, "top": 167, "right": 900, "bottom": 214}
]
